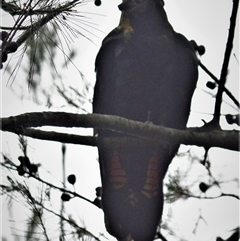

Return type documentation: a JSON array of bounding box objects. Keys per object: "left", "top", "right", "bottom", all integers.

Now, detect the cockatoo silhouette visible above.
[{"left": 93, "top": 0, "right": 198, "bottom": 240}]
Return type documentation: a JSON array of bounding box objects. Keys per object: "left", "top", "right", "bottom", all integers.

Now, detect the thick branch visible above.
[{"left": 1, "top": 112, "right": 239, "bottom": 151}]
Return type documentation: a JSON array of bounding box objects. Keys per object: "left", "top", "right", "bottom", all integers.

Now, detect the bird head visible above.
[
  {"left": 117, "top": 0, "right": 168, "bottom": 38},
  {"left": 119, "top": 0, "right": 164, "bottom": 11}
]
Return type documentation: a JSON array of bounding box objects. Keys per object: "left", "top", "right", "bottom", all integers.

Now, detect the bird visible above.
[{"left": 93, "top": 0, "right": 198, "bottom": 240}]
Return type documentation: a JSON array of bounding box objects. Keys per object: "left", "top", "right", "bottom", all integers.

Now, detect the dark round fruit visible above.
[
  {"left": 199, "top": 182, "right": 209, "bottom": 193},
  {"left": 226, "top": 114, "right": 234, "bottom": 124},
  {"left": 67, "top": 174, "right": 76, "bottom": 185},
  {"left": 95, "top": 186, "right": 102, "bottom": 197},
  {"left": 190, "top": 40, "right": 205, "bottom": 55},
  {"left": 61, "top": 193, "right": 71, "bottom": 201},
  {"left": 94, "top": 0, "right": 101, "bottom": 6},
  {"left": 206, "top": 81, "right": 216, "bottom": 90},
  {"left": 225, "top": 114, "right": 239, "bottom": 125},
  {"left": 198, "top": 45, "right": 205, "bottom": 55},
  {"left": 0, "top": 31, "right": 8, "bottom": 41}
]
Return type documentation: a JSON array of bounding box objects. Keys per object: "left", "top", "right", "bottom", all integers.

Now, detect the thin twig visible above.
[
  {"left": 199, "top": 61, "right": 240, "bottom": 108},
  {"left": 214, "top": 0, "right": 239, "bottom": 121}
]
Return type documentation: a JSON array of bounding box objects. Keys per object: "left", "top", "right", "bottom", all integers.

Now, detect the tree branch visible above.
[
  {"left": 214, "top": 0, "right": 239, "bottom": 121},
  {"left": 199, "top": 61, "right": 240, "bottom": 108},
  {"left": 1, "top": 0, "right": 83, "bottom": 48},
  {"left": 1, "top": 112, "right": 239, "bottom": 151},
  {"left": 188, "top": 192, "right": 239, "bottom": 201}
]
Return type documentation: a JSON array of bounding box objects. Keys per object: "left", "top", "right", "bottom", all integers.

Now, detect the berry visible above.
[
  {"left": 95, "top": 186, "right": 102, "bottom": 197},
  {"left": 206, "top": 81, "right": 216, "bottom": 90},
  {"left": 198, "top": 45, "right": 205, "bottom": 55},
  {"left": 61, "top": 193, "right": 71, "bottom": 201},
  {"left": 199, "top": 182, "right": 209, "bottom": 193},
  {"left": 94, "top": 0, "right": 101, "bottom": 6},
  {"left": 226, "top": 114, "right": 239, "bottom": 125},
  {"left": 67, "top": 174, "right": 76, "bottom": 185},
  {"left": 190, "top": 40, "right": 205, "bottom": 55}
]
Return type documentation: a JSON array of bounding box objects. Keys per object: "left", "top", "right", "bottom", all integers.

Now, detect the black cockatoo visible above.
[{"left": 93, "top": 0, "right": 198, "bottom": 240}]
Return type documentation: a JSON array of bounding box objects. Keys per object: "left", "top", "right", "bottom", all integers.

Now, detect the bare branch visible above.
[
  {"left": 199, "top": 61, "right": 240, "bottom": 108},
  {"left": 1, "top": 112, "right": 239, "bottom": 151},
  {"left": 187, "top": 192, "right": 239, "bottom": 201},
  {"left": 214, "top": 0, "right": 239, "bottom": 121}
]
